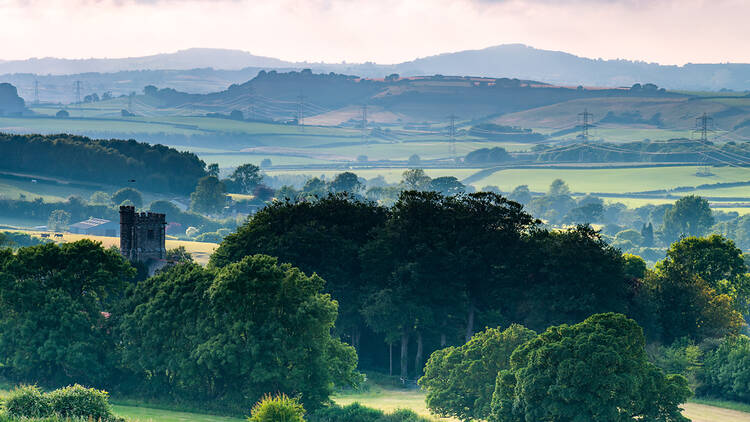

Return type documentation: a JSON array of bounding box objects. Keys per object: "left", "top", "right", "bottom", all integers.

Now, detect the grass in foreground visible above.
[{"left": 333, "top": 379, "right": 750, "bottom": 422}]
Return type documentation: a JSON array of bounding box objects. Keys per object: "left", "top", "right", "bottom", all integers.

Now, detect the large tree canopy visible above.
[
  {"left": 120, "top": 255, "right": 359, "bottom": 411},
  {"left": 0, "top": 240, "right": 134, "bottom": 387},
  {"left": 491, "top": 313, "right": 691, "bottom": 422},
  {"left": 419, "top": 324, "right": 537, "bottom": 421}
]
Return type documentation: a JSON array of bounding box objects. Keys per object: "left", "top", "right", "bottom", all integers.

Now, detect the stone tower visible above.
[{"left": 119, "top": 205, "right": 166, "bottom": 263}]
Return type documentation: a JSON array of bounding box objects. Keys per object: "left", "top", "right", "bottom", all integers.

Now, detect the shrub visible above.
[
  {"left": 307, "top": 403, "right": 431, "bottom": 422},
  {"left": 700, "top": 335, "right": 750, "bottom": 402},
  {"left": 4, "top": 385, "right": 51, "bottom": 418},
  {"left": 248, "top": 394, "right": 305, "bottom": 422},
  {"left": 47, "top": 384, "right": 114, "bottom": 421}
]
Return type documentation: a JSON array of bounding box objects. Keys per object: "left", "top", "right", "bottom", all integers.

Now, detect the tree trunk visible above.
[
  {"left": 414, "top": 331, "right": 424, "bottom": 378},
  {"left": 352, "top": 327, "right": 361, "bottom": 352},
  {"left": 400, "top": 330, "right": 409, "bottom": 382},
  {"left": 440, "top": 317, "right": 447, "bottom": 347},
  {"left": 389, "top": 342, "right": 393, "bottom": 376},
  {"left": 465, "top": 297, "right": 476, "bottom": 343}
]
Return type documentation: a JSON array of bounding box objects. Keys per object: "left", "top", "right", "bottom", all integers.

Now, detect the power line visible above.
[
  {"left": 448, "top": 114, "right": 457, "bottom": 165},
  {"left": 74, "top": 80, "right": 82, "bottom": 104},
  {"left": 578, "top": 109, "right": 594, "bottom": 142},
  {"left": 361, "top": 104, "right": 368, "bottom": 146},
  {"left": 296, "top": 95, "right": 306, "bottom": 126},
  {"left": 694, "top": 112, "right": 714, "bottom": 143}
]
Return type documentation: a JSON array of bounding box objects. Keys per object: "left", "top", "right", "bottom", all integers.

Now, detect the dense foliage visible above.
[
  {"left": 419, "top": 324, "right": 536, "bottom": 421},
  {"left": 4, "top": 384, "right": 117, "bottom": 422},
  {"left": 700, "top": 335, "right": 750, "bottom": 402},
  {"left": 119, "top": 256, "right": 359, "bottom": 411},
  {"left": 490, "top": 313, "right": 691, "bottom": 422},
  {"left": 0, "top": 240, "right": 134, "bottom": 386},
  {"left": 0, "top": 133, "right": 207, "bottom": 194},
  {"left": 307, "top": 403, "right": 431, "bottom": 422},
  {"left": 248, "top": 394, "right": 305, "bottom": 422}
]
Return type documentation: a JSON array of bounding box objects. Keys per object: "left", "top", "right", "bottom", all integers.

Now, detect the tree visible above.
[
  {"left": 659, "top": 235, "right": 750, "bottom": 315},
  {"left": 229, "top": 109, "right": 244, "bottom": 120},
  {"left": 211, "top": 194, "right": 387, "bottom": 358},
  {"left": 646, "top": 264, "right": 743, "bottom": 343},
  {"left": 112, "top": 187, "right": 143, "bottom": 208},
  {"left": 260, "top": 158, "right": 272, "bottom": 168},
  {"left": 329, "top": 172, "right": 362, "bottom": 194},
  {"left": 490, "top": 313, "right": 691, "bottom": 422},
  {"left": 662, "top": 195, "right": 715, "bottom": 243},
  {"left": 548, "top": 178, "right": 570, "bottom": 196},
  {"left": 419, "top": 325, "right": 536, "bottom": 421},
  {"left": 47, "top": 209, "right": 71, "bottom": 231},
  {"left": 228, "top": 164, "right": 262, "bottom": 194},
  {"left": 190, "top": 176, "right": 227, "bottom": 214},
  {"left": 565, "top": 202, "right": 604, "bottom": 223},
  {"left": 401, "top": 169, "right": 431, "bottom": 191},
  {"left": 206, "top": 163, "right": 219, "bottom": 177},
  {"left": 300, "top": 177, "right": 328, "bottom": 198},
  {"left": 0, "top": 240, "right": 134, "bottom": 386},
  {"left": 408, "top": 154, "right": 421, "bottom": 166},
  {"left": 204, "top": 255, "right": 360, "bottom": 408},
  {"left": 55, "top": 110, "right": 69, "bottom": 118},
  {"left": 508, "top": 185, "right": 531, "bottom": 205},
  {"left": 700, "top": 335, "right": 750, "bottom": 402},
  {"left": 89, "top": 191, "right": 111, "bottom": 205},
  {"left": 641, "top": 222, "right": 655, "bottom": 247},
  {"left": 428, "top": 176, "right": 465, "bottom": 196}
]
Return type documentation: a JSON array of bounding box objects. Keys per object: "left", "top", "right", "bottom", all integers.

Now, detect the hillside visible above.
[
  {"left": 0, "top": 48, "right": 291, "bottom": 75},
  {"left": 142, "top": 71, "right": 682, "bottom": 124},
  {"left": 6, "top": 45, "right": 750, "bottom": 95}
]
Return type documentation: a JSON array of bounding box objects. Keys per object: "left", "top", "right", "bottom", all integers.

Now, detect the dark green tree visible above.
[
  {"left": 700, "top": 335, "right": 750, "bottom": 402},
  {"left": 112, "top": 187, "right": 143, "bottom": 208},
  {"left": 428, "top": 176, "right": 465, "bottom": 196},
  {"left": 206, "top": 163, "right": 220, "bottom": 177},
  {"left": 210, "top": 194, "right": 387, "bottom": 354},
  {"left": 401, "top": 169, "right": 431, "bottom": 191},
  {"left": 0, "top": 240, "right": 134, "bottom": 386},
  {"left": 490, "top": 313, "right": 691, "bottom": 422},
  {"left": 228, "top": 164, "right": 263, "bottom": 194},
  {"left": 190, "top": 176, "right": 227, "bottom": 214},
  {"left": 329, "top": 172, "right": 362, "bottom": 194},
  {"left": 419, "top": 324, "right": 536, "bottom": 421},
  {"left": 662, "top": 195, "right": 715, "bottom": 243}
]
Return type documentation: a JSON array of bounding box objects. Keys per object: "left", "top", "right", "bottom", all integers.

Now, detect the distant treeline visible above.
[
  {"left": 468, "top": 123, "right": 547, "bottom": 142},
  {"left": 0, "top": 133, "right": 207, "bottom": 194}
]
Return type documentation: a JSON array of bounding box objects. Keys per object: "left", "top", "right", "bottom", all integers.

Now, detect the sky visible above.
[{"left": 1, "top": 0, "right": 749, "bottom": 65}]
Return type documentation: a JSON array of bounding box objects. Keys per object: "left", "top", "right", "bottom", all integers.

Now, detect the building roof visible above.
[{"left": 70, "top": 217, "right": 113, "bottom": 230}]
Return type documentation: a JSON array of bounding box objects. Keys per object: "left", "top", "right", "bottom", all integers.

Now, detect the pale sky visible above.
[{"left": 1, "top": 0, "right": 748, "bottom": 65}]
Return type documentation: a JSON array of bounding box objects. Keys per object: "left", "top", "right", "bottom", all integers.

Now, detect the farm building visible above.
[{"left": 69, "top": 217, "right": 119, "bottom": 237}]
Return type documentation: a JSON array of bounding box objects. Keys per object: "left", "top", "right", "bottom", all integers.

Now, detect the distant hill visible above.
[
  {"left": 5, "top": 45, "right": 750, "bottom": 94},
  {"left": 393, "top": 44, "right": 750, "bottom": 91},
  {"left": 0, "top": 48, "right": 292, "bottom": 75}
]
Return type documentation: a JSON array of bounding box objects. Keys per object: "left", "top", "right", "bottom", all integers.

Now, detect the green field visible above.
[{"left": 470, "top": 166, "right": 750, "bottom": 193}]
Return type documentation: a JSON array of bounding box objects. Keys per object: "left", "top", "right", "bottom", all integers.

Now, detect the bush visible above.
[
  {"left": 4, "top": 385, "right": 51, "bottom": 418},
  {"left": 307, "top": 403, "right": 431, "bottom": 422},
  {"left": 248, "top": 394, "right": 305, "bottom": 422},
  {"left": 47, "top": 385, "right": 114, "bottom": 421},
  {"left": 700, "top": 335, "right": 750, "bottom": 402}
]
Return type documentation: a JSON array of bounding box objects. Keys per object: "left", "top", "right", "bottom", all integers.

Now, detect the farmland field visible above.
[
  {"left": 469, "top": 166, "right": 750, "bottom": 193},
  {"left": 2, "top": 230, "right": 217, "bottom": 264}
]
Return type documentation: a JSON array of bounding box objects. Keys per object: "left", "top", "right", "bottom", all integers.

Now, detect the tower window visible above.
[{"left": 147, "top": 229, "right": 154, "bottom": 240}]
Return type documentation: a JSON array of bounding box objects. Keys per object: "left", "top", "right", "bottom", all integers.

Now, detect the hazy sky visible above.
[{"left": 1, "top": 0, "right": 748, "bottom": 65}]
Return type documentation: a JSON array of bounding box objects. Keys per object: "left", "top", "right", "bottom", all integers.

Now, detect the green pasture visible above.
[{"left": 470, "top": 166, "right": 750, "bottom": 194}]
